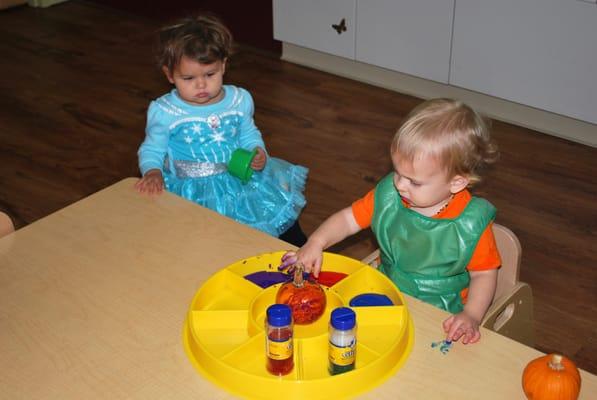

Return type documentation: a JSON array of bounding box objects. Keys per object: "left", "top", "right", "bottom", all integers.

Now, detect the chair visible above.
[
  {"left": 360, "top": 223, "right": 534, "bottom": 347},
  {"left": 0, "top": 212, "right": 15, "bottom": 238}
]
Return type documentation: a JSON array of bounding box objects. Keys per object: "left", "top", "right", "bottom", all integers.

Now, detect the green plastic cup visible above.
[{"left": 228, "top": 148, "right": 257, "bottom": 184}]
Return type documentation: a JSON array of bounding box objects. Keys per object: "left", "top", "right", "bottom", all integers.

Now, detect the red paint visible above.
[
  {"left": 266, "top": 327, "right": 294, "bottom": 376},
  {"left": 316, "top": 271, "right": 348, "bottom": 287}
]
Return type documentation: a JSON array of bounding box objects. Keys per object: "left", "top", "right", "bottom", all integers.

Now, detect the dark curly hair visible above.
[{"left": 156, "top": 14, "right": 233, "bottom": 72}]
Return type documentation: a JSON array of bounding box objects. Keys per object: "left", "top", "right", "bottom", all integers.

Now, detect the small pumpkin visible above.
[{"left": 522, "top": 353, "right": 581, "bottom": 400}]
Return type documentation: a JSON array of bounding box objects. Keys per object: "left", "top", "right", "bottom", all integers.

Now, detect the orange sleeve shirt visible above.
[{"left": 351, "top": 189, "right": 501, "bottom": 272}]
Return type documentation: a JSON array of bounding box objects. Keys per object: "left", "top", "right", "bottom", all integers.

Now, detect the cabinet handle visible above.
[{"left": 332, "top": 18, "right": 347, "bottom": 34}]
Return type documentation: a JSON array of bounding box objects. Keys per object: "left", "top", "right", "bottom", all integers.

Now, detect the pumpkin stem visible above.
[
  {"left": 293, "top": 263, "right": 305, "bottom": 288},
  {"left": 548, "top": 354, "right": 565, "bottom": 371}
]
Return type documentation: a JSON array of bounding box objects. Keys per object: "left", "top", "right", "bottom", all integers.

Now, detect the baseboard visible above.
[
  {"left": 0, "top": 0, "right": 26, "bottom": 9},
  {"left": 282, "top": 43, "right": 596, "bottom": 148},
  {"left": 27, "top": 0, "right": 68, "bottom": 7}
]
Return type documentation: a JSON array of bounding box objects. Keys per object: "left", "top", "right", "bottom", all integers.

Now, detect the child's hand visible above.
[
  {"left": 250, "top": 147, "right": 266, "bottom": 171},
  {"left": 134, "top": 169, "right": 164, "bottom": 195},
  {"left": 279, "top": 251, "right": 298, "bottom": 270},
  {"left": 442, "top": 312, "right": 481, "bottom": 344},
  {"left": 279, "top": 239, "right": 325, "bottom": 277}
]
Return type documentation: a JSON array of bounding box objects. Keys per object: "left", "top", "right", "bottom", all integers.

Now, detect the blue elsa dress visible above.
[{"left": 138, "top": 85, "right": 307, "bottom": 237}]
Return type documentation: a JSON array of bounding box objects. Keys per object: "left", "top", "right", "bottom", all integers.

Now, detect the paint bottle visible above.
[
  {"left": 265, "top": 304, "right": 294, "bottom": 375},
  {"left": 328, "top": 307, "right": 356, "bottom": 375}
]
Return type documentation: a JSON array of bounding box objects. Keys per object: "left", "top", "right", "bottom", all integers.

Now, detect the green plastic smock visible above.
[{"left": 371, "top": 174, "right": 496, "bottom": 313}]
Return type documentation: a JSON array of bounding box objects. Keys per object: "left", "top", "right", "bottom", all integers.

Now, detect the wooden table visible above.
[{"left": 1, "top": 178, "right": 595, "bottom": 399}]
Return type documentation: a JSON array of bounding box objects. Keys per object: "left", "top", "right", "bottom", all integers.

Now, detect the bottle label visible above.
[
  {"left": 267, "top": 338, "right": 293, "bottom": 360},
  {"left": 329, "top": 340, "right": 356, "bottom": 366}
]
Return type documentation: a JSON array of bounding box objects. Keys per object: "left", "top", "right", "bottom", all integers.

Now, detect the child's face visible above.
[
  {"left": 163, "top": 56, "right": 226, "bottom": 106},
  {"left": 391, "top": 151, "right": 468, "bottom": 215}
]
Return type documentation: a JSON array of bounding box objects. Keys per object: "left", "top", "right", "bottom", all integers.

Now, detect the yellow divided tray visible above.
[{"left": 183, "top": 251, "right": 414, "bottom": 399}]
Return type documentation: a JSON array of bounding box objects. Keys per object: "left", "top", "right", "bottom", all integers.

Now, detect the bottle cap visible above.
[
  {"left": 349, "top": 293, "right": 393, "bottom": 307},
  {"left": 331, "top": 307, "right": 356, "bottom": 330},
  {"left": 267, "top": 304, "right": 292, "bottom": 327}
]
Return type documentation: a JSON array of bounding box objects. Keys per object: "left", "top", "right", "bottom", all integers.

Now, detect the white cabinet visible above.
[
  {"left": 273, "top": 0, "right": 356, "bottom": 59},
  {"left": 356, "top": 0, "right": 455, "bottom": 83},
  {"left": 273, "top": 0, "right": 451, "bottom": 83},
  {"left": 451, "top": 0, "right": 597, "bottom": 125},
  {"left": 273, "top": 0, "right": 597, "bottom": 127}
]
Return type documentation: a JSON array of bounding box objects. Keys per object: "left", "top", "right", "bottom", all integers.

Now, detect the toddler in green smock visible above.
[{"left": 282, "top": 98, "right": 501, "bottom": 344}]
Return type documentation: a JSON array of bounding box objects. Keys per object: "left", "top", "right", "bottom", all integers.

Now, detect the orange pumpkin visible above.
[
  {"left": 276, "top": 263, "right": 326, "bottom": 325},
  {"left": 522, "top": 353, "right": 581, "bottom": 400}
]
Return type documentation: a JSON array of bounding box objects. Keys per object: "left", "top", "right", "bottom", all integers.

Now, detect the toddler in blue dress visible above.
[{"left": 135, "top": 15, "right": 308, "bottom": 245}]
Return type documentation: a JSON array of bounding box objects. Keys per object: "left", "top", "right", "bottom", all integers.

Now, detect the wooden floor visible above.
[{"left": 1, "top": 1, "right": 596, "bottom": 374}]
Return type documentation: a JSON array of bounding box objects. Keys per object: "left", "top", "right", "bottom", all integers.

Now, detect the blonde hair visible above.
[
  {"left": 391, "top": 98, "right": 498, "bottom": 186},
  {"left": 157, "top": 14, "right": 233, "bottom": 72}
]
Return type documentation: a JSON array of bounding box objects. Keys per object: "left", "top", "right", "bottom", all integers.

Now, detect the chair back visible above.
[
  {"left": 492, "top": 223, "right": 522, "bottom": 301},
  {"left": 0, "top": 212, "right": 15, "bottom": 238}
]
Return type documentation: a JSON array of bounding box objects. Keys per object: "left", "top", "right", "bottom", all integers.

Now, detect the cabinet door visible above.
[
  {"left": 273, "top": 0, "right": 356, "bottom": 59},
  {"left": 355, "top": 0, "right": 455, "bottom": 83},
  {"left": 451, "top": 0, "right": 597, "bottom": 125}
]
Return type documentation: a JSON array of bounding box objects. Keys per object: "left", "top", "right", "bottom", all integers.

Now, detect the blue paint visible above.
[{"left": 431, "top": 340, "right": 453, "bottom": 355}]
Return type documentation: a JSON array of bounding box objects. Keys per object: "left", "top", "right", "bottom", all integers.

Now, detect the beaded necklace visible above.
[
  {"left": 403, "top": 194, "right": 455, "bottom": 217},
  {"left": 434, "top": 194, "right": 455, "bottom": 216}
]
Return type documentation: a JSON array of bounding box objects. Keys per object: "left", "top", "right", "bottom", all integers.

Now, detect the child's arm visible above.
[
  {"left": 136, "top": 101, "right": 169, "bottom": 194},
  {"left": 443, "top": 269, "right": 498, "bottom": 344},
  {"left": 284, "top": 207, "right": 362, "bottom": 277},
  {"left": 237, "top": 88, "right": 266, "bottom": 153}
]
